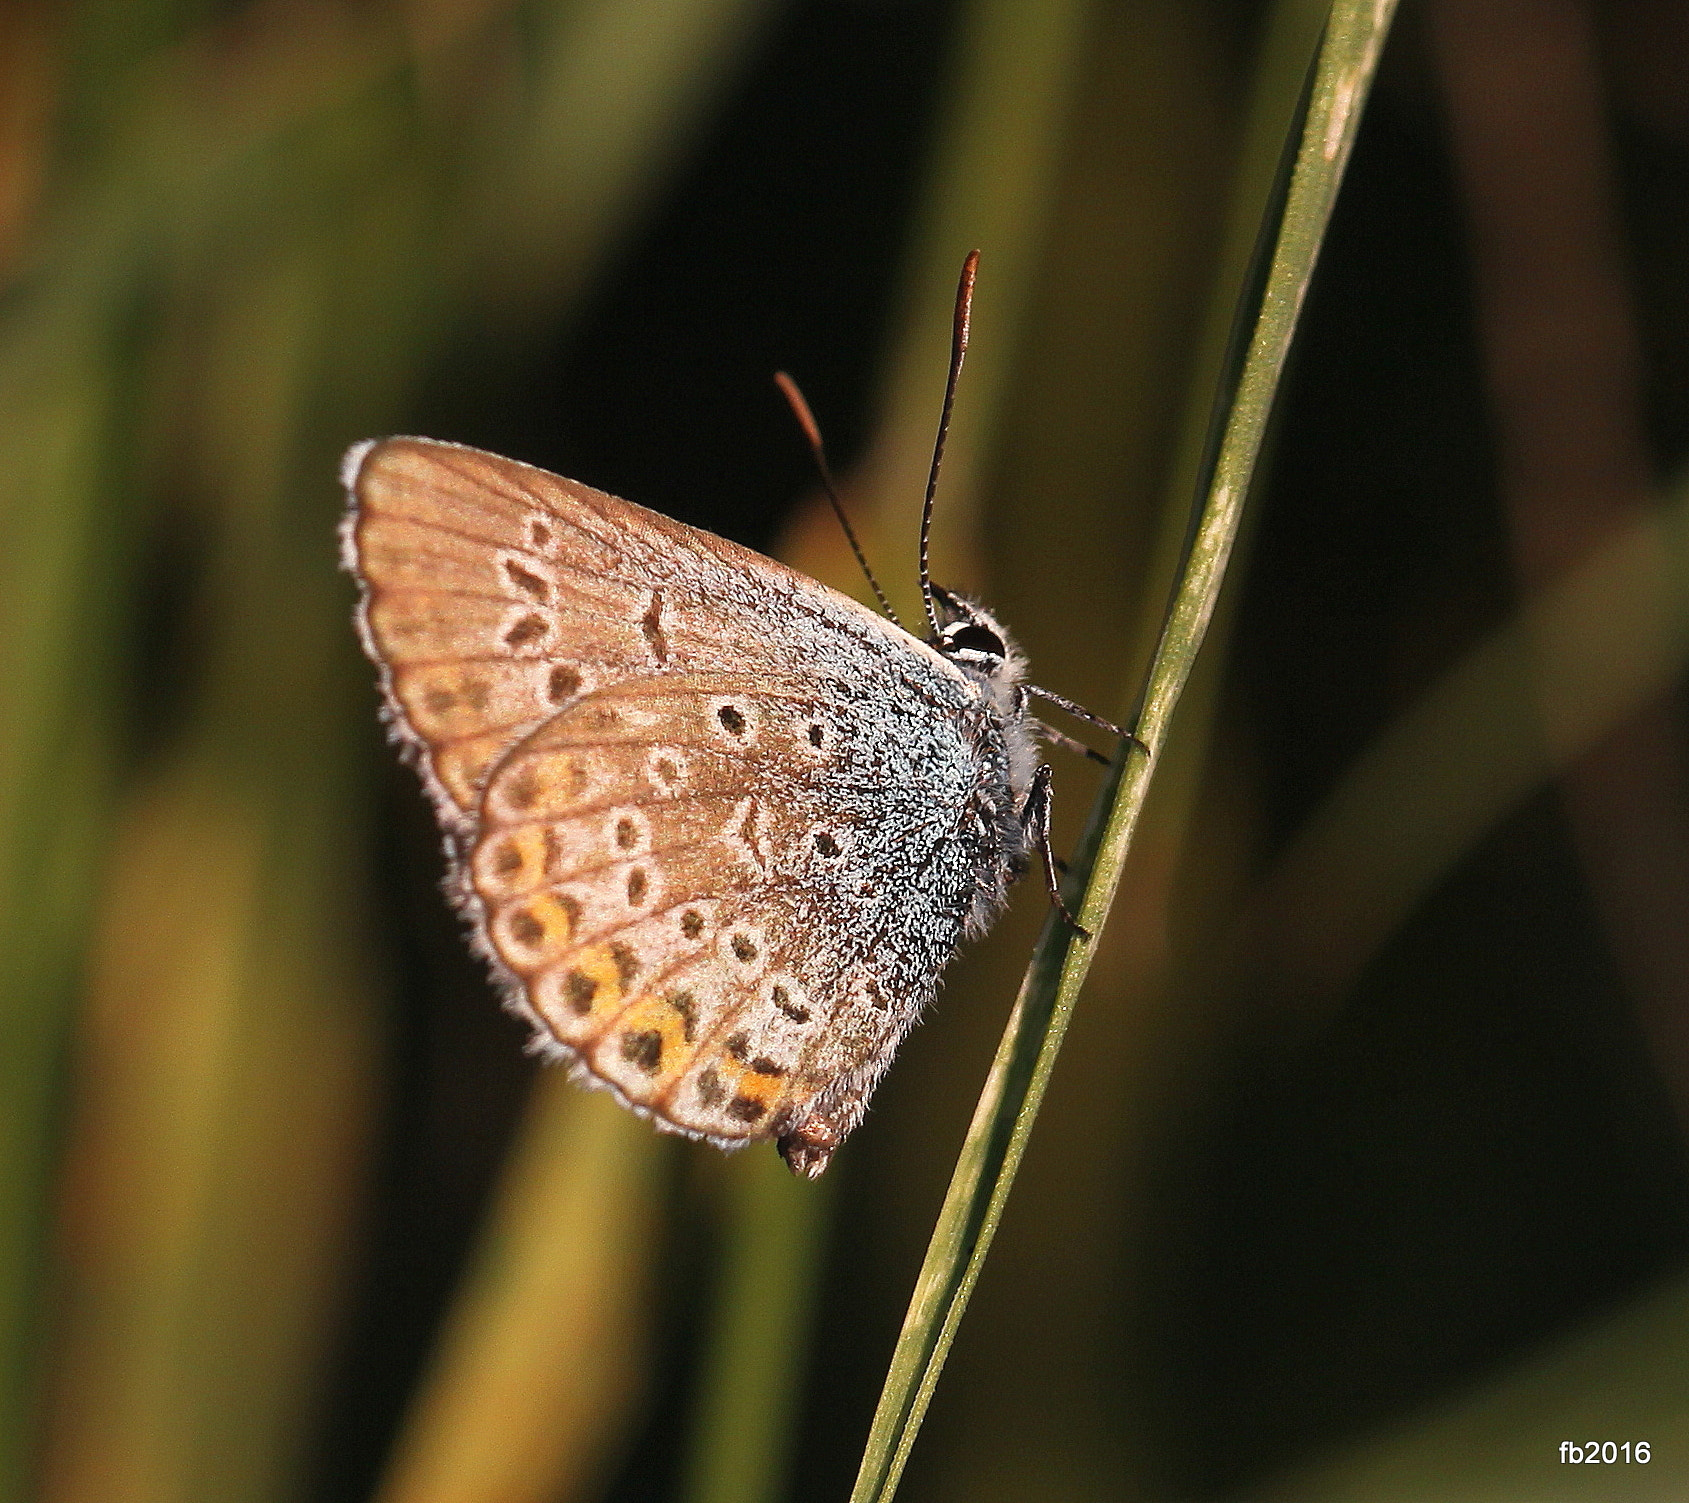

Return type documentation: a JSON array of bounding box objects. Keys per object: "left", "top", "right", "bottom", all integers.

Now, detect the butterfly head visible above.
[
  {"left": 928, "top": 583, "right": 1036, "bottom": 800},
  {"left": 929, "top": 585, "right": 1025, "bottom": 691}
]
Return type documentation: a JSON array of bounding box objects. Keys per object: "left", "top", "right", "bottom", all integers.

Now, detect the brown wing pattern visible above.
[
  {"left": 341, "top": 436, "right": 855, "bottom": 836},
  {"left": 469, "top": 674, "right": 915, "bottom": 1148}
]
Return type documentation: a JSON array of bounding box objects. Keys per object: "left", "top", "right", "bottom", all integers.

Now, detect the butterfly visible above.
[{"left": 341, "top": 254, "right": 1126, "bottom": 1176}]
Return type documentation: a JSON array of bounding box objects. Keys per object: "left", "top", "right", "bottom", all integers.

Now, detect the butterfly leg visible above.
[
  {"left": 1024, "top": 764, "right": 1091, "bottom": 940},
  {"left": 1035, "top": 719, "right": 1111, "bottom": 765}
]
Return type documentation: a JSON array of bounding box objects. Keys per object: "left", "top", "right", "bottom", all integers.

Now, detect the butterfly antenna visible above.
[
  {"left": 1026, "top": 684, "right": 1147, "bottom": 753},
  {"left": 774, "top": 371, "right": 903, "bottom": 630},
  {"left": 919, "top": 249, "right": 979, "bottom": 641}
]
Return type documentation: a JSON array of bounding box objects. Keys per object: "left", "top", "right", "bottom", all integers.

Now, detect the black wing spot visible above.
[
  {"left": 626, "top": 868, "right": 649, "bottom": 905},
  {"left": 547, "top": 665, "right": 581, "bottom": 704},
  {"left": 640, "top": 590, "right": 670, "bottom": 664},
  {"left": 504, "top": 558, "right": 550, "bottom": 601},
  {"left": 609, "top": 943, "right": 639, "bottom": 990},
  {"left": 620, "top": 1029, "right": 664, "bottom": 1074},
  {"left": 717, "top": 704, "right": 747, "bottom": 736},
  {"left": 813, "top": 831, "right": 841, "bottom": 858},
  {"left": 667, "top": 990, "right": 697, "bottom": 1042},
  {"left": 728, "top": 1095, "right": 768, "bottom": 1123},
  {"left": 504, "top": 614, "right": 548, "bottom": 648},
  {"left": 564, "top": 970, "right": 598, "bottom": 1013},
  {"left": 508, "top": 909, "right": 544, "bottom": 947}
]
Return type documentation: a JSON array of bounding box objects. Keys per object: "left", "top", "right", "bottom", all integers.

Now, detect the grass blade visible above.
[
  {"left": 846, "top": 4, "right": 1401, "bottom": 1499},
  {"left": 373, "top": 1086, "right": 664, "bottom": 1503},
  {"left": 679, "top": 1155, "right": 832, "bottom": 1503}
]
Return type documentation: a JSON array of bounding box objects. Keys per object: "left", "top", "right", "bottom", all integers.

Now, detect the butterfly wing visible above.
[
  {"left": 343, "top": 437, "right": 1022, "bottom": 1174},
  {"left": 343, "top": 435, "right": 909, "bottom": 836}
]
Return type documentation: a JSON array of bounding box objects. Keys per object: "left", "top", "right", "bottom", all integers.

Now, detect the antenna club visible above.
[
  {"left": 955, "top": 249, "right": 980, "bottom": 350},
  {"left": 773, "top": 371, "right": 825, "bottom": 453}
]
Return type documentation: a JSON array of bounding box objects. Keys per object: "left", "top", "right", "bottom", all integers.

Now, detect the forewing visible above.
[
  {"left": 469, "top": 673, "right": 942, "bottom": 1149},
  {"left": 341, "top": 435, "right": 866, "bottom": 835}
]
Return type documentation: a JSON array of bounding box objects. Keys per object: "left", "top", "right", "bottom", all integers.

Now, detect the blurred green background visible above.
[{"left": 5, "top": 0, "right": 1689, "bottom": 1500}]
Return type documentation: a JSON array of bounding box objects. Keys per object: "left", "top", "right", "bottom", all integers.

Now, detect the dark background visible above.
[{"left": 11, "top": 1, "right": 1689, "bottom": 1500}]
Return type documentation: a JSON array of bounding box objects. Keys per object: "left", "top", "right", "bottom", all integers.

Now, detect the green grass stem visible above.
[{"left": 846, "top": 5, "right": 1401, "bottom": 1499}]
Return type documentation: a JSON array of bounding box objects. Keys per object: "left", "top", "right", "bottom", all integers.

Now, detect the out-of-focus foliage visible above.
[
  {"left": 2, "top": 3, "right": 779, "bottom": 1499},
  {"left": 4, "top": 1, "right": 1689, "bottom": 1502}
]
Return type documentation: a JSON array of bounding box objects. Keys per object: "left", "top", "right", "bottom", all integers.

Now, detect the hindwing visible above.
[{"left": 468, "top": 674, "right": 930, "bottom": 1153}]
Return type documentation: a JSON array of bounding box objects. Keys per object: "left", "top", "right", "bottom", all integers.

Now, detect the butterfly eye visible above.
[{"left": 944, "top": 623, "right": 1005, "bottom": 660}]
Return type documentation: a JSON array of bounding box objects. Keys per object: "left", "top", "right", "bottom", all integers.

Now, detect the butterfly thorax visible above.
[{"left": 929, "top": 588, "right": 1039, "bottom": 938}]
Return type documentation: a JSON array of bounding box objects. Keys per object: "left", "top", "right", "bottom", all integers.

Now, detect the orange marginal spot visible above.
[
  {"left": 497, "top": 750, "right": 586, "bottom": 818},
  {"left": 611, "top": 995, "right": 697, "bottom": 1084},
  {"left": 717, "top": 1064, "right": 786, "bottom": 1127},
  {"left": 494, "top": 889, "right": 577, "bottom": 968},
  {"left": 370, "top": 598, "right": 428, "bottom": 647},
  {"left": 406, "top": 667, "right": 493, "bottom": 735},
  {"left": 474, "top": 825, "right": 551, "bottom": 899},
  {"left": 436, "top": 735, "right": 511, "bottom": 812},
  {"left": 567, "top": 942, "right": 629, "bottom": 1012}
]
